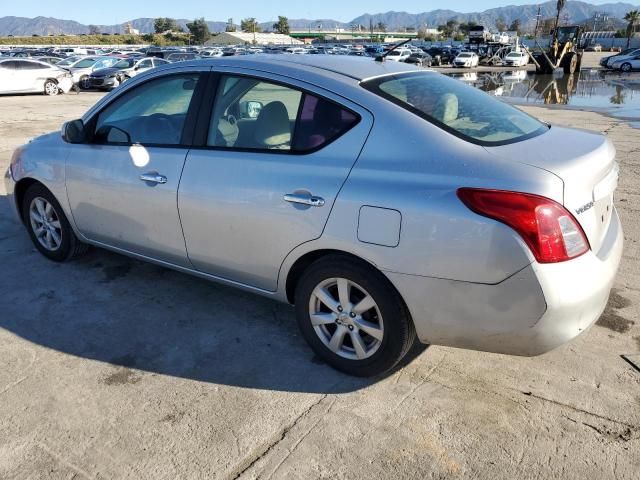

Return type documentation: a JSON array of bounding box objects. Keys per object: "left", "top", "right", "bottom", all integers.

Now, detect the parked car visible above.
[
  {"left": 5, "top": 57, "right": 622, "bottom": 377},
  {"left": 0, "top": 58, "right": 73, "bottom": 95},
  {"left": 600, "top": 48, "right": 640, "bottom": 68},
  {"left": 166, "top": 52, "right": 200, "bottom": 62},
  {"left": 89, "top": 57, "right": 170, "bottom": 90},
  {"left": 404, "top": 52, "right": 433, "bottom": 67},
  {"left": 385, "top": 48, "right": 412, "bottom": 62},
  {"left": 424, "top": 47, "right": 455, "bottom": 66},
  {"left": 585, "top": 43, "right": 603, "bottom": 52},
  {"left": 609, "top": 53, "right": 640, "bottom": 72},
  {"left": 65, "top": 56, "right": 120, "bottom": 89},
  {"left": 453, "top": 52, "right": 480, "bottom": 68},
  {"left": 502, "top": 51, "right": 529, "bottom": 67}
]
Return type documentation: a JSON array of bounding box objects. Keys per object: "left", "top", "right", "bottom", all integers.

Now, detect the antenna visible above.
[{"left": 375, "top": 38, "right": 411, "bottom": 62}]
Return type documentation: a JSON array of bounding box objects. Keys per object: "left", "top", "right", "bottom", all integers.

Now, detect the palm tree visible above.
[{"left": 624, "top": 10, "right": 640, "bottom": 49}]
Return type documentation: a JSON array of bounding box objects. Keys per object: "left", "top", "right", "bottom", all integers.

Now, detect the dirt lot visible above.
[{"left": 0, "top": 90, "right": 638, "bottom": 479}]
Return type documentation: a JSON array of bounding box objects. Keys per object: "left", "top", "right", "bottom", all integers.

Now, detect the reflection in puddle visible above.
[{"left": 447, "top": 70, "right": 640, "bottom": 120}]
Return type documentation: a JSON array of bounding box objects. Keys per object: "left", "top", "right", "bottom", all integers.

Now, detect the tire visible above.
[
  {"left": 43, "top": 79, "right": 59, "bottom": 96},
  {"left": 79, "top": 75, "right": 91, "bottom": 90},
  {"left": 621, "top": 62, "right": 632, "bottom": 73},
  {"left": 562, "top": 53, "right": 578, "bottom": 74},
  {"left": 295, "top": 255, "right": 416, "bottom": 377},
  {"left": 21, "top": 183, "right": 89, "bottom": 262}
]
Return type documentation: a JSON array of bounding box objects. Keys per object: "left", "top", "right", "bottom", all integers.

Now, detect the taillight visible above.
[{"left": 457, "top": 188, "right": 590, "bottom": 264}]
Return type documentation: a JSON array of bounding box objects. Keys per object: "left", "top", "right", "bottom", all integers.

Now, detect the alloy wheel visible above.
[
  {"left": 309, "top": 277, "right": 384, "bottom": 360},
  {"left": 29, "top": 197, "right": 62, "bottom": 251},
  {"left": 44, "top": 81, "right": 59, "bottom": 96}
]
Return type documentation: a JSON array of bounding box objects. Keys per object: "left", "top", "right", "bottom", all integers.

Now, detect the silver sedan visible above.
[{"left": 4, "top": 56, "right": 623, "bottom": 377}]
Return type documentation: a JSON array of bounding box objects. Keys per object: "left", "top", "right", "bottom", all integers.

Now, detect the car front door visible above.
[
  {"left": 178, "top": 72, "right": 373, "bottom": 291},
  {"left": 65, "top": 69, "right": 208, "bottom": 267}
]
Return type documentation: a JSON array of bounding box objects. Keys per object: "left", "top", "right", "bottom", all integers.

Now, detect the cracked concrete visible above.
[{"left": 0, "top": 93, "right": 639, "bottom": 479}]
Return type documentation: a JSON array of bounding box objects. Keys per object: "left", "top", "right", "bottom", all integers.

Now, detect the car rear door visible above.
[
  {"left": 0, "top": 61, "right": 19, "bottom": 92},
  {"left": 65, "top": 67, "right": 209, "bottom": 267},
  {"left": 178, "top": 71, "right": 373, "bottom": 291}
]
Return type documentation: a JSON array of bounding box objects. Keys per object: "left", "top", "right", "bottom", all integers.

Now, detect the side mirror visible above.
[
  {"left": 61, "top": 119, "right": 87, "bottom": 144},
  {"left": 240, "top": 100, "right": 263, "bottom": 119},
  {"left": 134, "top": 65, "right": 140, "bottom": 70}
]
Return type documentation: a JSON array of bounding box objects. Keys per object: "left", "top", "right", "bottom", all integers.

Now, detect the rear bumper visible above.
[{"left": 387, "top": 208, "right": 624, "bottom": 356}]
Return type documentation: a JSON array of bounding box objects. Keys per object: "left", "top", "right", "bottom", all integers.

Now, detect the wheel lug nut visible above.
[
  {"left": 337, "top": 306, "right": 343, "bottom": 312},
  {"left": 348, "top": 326, "right": 354, "bottom": 331},
  {"left": 350, "top": 313, "right": 356, "bottom": 318}
]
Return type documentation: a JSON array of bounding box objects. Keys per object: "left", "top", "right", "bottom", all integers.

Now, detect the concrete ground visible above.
[{"left": 0, "top": 89, "right": 639, "bottom": 479}]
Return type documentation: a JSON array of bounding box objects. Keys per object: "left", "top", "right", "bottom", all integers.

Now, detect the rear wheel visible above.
[
  {"left": 22, "top": 184, "right": 88, "bottom": 262},
  {"left": 295, "top": 255, "right": 416, "bottom": 377},
  {"left": 43, "top": 80, "right": 59, "bottom": 96}
]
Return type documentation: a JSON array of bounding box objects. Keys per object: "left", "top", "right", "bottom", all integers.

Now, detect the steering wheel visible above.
[{"left": 140, "top": 113, "right": 177, "bottom": 143}]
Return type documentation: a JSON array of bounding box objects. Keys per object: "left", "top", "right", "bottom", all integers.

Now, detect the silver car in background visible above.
[{"left": 4, "top": 56, "right": 623, "bottom": 377}]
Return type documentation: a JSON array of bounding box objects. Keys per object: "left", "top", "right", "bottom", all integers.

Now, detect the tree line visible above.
[{"left": 149, "top": 16, "right": 291, "bottom": 45}]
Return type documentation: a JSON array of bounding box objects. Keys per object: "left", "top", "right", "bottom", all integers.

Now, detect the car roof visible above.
[{"left": 164, "top": 55, "right": 421, "bottom": 82}]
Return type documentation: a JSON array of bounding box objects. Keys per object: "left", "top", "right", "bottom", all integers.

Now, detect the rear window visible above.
[{"left": 362, "top": 72, "right": 547, "bottom": 146}]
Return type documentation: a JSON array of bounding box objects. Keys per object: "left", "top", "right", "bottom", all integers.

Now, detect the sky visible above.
[{"left": 3, "top": 0, "right": 636, "bottom": 25}]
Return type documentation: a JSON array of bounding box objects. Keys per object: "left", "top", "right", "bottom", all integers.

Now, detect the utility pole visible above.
[{"left": 534, "top": 5, "right": 541, "bottom": 38}]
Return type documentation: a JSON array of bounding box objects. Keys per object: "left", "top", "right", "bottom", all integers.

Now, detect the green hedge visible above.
[{"left": 0, "top": 33, "right": 188, "bottom": 46}]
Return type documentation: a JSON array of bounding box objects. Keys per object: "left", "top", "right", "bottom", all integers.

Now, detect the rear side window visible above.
[
  {"left": 207, "top": 75, "right": 359, "bottom": 153},
  {"left": 362, "top": 72, "right": 547, "bottom": 146}
]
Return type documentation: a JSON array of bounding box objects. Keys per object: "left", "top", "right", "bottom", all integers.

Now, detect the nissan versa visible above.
[{"left": 4, "top": 56, "right": 623, "bottom": 377}]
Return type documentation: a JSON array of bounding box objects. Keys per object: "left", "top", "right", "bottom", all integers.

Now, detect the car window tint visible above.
[
  {"left": 139, "top": 59, "right": 153, "bottom": 68},
  {"left": 363, "top": 72, "right": 547, "bottom": 146},
  {"left": 95, "top": 73, "right": 199, "bottom": 145},
  {"left": 208, "top": 76, "right": 302, "bottom": 151},
  {"left": 293, "top": 94, "right": 359, "bottom": 151}
]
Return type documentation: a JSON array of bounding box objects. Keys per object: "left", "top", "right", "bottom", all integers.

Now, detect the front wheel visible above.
[
  {"left": 295, "top": 255, "right": 416, "bottom": 377},
  {"left": 22, "top": 184, "right": 88, "bottom": 262},
  {"left": 621, "top": 62, "right": 632, "bottom": 73},
  {"left": 43, "top": 80, "right": 59, "bottom": 96},
  {"left": 79, "top": 75, "right": 91, "bottom": 90}
]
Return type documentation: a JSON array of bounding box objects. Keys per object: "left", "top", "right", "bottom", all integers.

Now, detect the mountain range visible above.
[{"left": 0, "top": 1, "right": 638, "bottom": 36}]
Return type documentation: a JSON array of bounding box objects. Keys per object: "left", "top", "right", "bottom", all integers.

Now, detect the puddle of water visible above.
[{"left": 447, "top": 70, "right": 640, "bottom": 122}]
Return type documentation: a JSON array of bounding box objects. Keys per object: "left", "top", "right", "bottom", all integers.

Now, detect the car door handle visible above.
[
  {"left": 284, "top": 193, "right": 325, "bottom": 207},
  {"left": 139, "top": 173, "right": 167, "bottom": 184}
]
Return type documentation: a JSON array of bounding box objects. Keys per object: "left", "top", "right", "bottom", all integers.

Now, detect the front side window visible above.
[
  {"left": 94, "top": 74, "right": 200, "bottom": 145},
  {"left": 362, "top": 72, "right": 547, "bottom": 146},
  {"left": 207, "top": 75, "right": 359, "bottom": 153}
]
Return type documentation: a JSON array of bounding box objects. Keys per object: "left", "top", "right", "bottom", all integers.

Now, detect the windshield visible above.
[
  {"left": 73, "top": 58, "right": 97, "bottom": 68},
  {"left": 114, "top": 59, "right": 136, "bottom": 68},
  {"left": 362, "top": 72, "right": 547, "bottom": 146},
  {"left": 458, "top": 53, "right": 473, "bottom": 58},
  {"left": 507, "top": 53, "right": 522, "bottom": 58}
]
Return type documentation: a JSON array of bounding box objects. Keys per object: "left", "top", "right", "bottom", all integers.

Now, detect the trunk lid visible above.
[{"left": 488, "top": 126, "right": 618, "bottom": 254}]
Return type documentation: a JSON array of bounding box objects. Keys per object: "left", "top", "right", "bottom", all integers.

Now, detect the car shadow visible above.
[{"left": 0, "top": 197, "right": 428, "bottom": 394}]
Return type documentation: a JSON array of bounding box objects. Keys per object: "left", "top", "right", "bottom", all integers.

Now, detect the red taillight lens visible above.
[{"left": 457, "top": 188, "right": 590, "bottom": 264}]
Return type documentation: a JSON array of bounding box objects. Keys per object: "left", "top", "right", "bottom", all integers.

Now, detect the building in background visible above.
[{"left": 206, "top": 32, "right": 302, "bottom": 46}]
